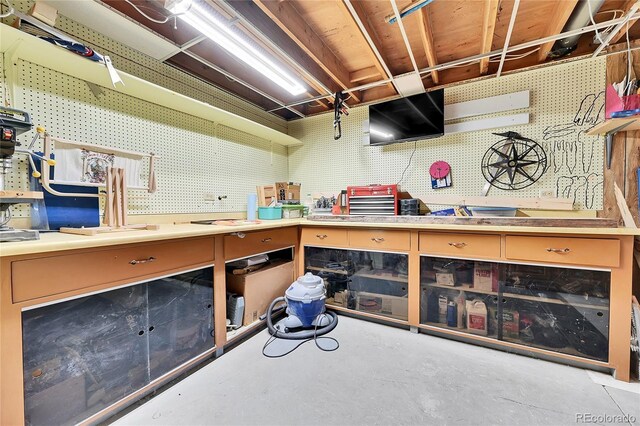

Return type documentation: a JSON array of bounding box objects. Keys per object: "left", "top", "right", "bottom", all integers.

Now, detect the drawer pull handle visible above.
[
  {"left": 546, "top": 248, "right": 571, "bottom": 254},
  {"left": 261, "top": 237, "right": 272, "bottom": 243},
  {"left": 371, "top": 237, "right": 385, "bottom": 243},
  {"left": 316, "top": 234, "right": 328, "bottom": 239},
  {"left": 448, "top": 242, "right": 467, "bottom": 248},
  {"left": 232, "top": 232, "right": 246, "bottom": 239},
  {"left": 130, "top": 256, "right": 156, "bottom": 265}
]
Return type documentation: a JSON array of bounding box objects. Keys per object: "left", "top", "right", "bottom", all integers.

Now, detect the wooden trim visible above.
[
  {"left": 214, "top": 236, "right": 227, "bottom": 349},
  {"left": 408, "top": 231, "right": 420, "bottom": 326},
  {"left": 0, "top": 190, "right": 43, "bottom": 199},
  {"left": 537, "top": 0, "right": 579, "bottom": 62},
  {"left": 417, "top": 6, "right": 439, "bottom": 84},
  {"left": 479, "top": 0, "right": 499, "bottom": 75},
  {"left": 253, "top": 0, "right": 361, "bottom": 103},
  {"left": 608, "top": 235, "right": 634, "bottom": 381}
]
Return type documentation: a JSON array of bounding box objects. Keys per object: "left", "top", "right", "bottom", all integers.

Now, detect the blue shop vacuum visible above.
[{"left": 263, "top": 272, "right": 339, "bottom": 357}]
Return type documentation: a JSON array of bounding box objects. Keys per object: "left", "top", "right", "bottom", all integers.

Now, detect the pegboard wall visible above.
[
  {"left": 3, "top": 1, "right": 290, "bottom": 218},
  {"left": 288, "top": 57, "right": 606, "bottom": 210}
]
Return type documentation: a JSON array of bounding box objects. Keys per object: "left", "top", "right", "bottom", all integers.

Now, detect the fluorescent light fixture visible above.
[
  {"left": 370, "top": 126, "right": 394, "bottom": 139},
  {"left": 170, "top": 1, "right": 306, "bottom": 96}
]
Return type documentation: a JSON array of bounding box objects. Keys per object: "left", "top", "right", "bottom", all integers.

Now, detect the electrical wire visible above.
[
  {"left": 123, "top": 0, "right": 191, "bottom": 24},
  {"left": 262, "top": 312, "right": 339, "bottom": 358},
  {"left": 0, "top": 0, "right": 15, "bottom": 18},
  {"left": 397, "top": 140, "right": 417, "bottom": 185},
  {"left": 588, "top": 0, "right": 604, "bottom": 45}
]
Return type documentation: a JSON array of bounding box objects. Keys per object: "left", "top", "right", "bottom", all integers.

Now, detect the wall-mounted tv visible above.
[{"left": 367, "top": 89, "right": 444, "bottom": 145}]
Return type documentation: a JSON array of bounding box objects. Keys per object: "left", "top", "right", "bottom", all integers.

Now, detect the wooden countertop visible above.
[{"left": 1, "top": 217, "right": 637, "bottom": 258}]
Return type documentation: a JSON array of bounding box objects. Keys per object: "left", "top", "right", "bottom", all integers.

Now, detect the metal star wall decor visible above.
[{"left": 480, "top": 131, "right": 548, "bottom": 190}]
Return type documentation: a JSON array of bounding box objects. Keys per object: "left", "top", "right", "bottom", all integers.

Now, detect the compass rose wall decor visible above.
[{"left": 480, "top": 131, "right": 547, "bottom": 191}]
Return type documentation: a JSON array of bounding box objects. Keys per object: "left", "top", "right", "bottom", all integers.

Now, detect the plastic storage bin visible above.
[
  {"left": 282, "top": 205, "right": 304, "bottom": 218},
  {"left": 258, "top": 206, "right": 282, "bottom": 220}
]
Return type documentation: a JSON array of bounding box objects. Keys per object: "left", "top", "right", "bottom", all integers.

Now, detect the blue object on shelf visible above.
[
  {"left": 610, "top": 108, "right": 640, "bottom": 118},
  {"left": 258, "top": 206, "right": 282, "bottom": 220},
  {"left": 31, "top": 153, "right": 100, "bottom": 230}
]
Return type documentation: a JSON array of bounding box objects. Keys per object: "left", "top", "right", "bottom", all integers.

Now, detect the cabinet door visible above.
[
  {"left": 420, "top": 256, "right": 498, "bottom": 338},
  {"left": 499, "top": 263, "right": 610, "bottom": 362},
  {"left": 22, "top": 285, "right": 150, "bottom": 426},
  {"left": 147, "top": 268, "right": 215, "bottom": 380},
  {"left": 304, "top": 247, "right": 408, "bottom": 321}
]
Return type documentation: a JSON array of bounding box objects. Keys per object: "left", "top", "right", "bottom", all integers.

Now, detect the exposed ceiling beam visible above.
[
  {"left": 269, "top": 12, "right": 640, "bottom": 112},
  {"left": 350, "top": 66, "right": 380, "bottom": 83},
  {"left": 252, "top": 0, "right": 361, "bottom": 103},
  {"left": 479, "top": 0, "right": 500, "bottom": 75},
  {"left": 537, "top": 0, "right": 580, "bottom": 62},
  {"left": 417, "top": 5, "right": 439, "bottom": 83},
  {"left": 338, "top": 0, "right": 389, "bottom": 83},
  {"left": 390, "top": 0, "right": 420, "bottom": 74},
  {"left": 608, "top": 0, "right": 640, "bottom": 44},
  {"left": 496, "top": 0, "right": 521, "bottom": 77}
]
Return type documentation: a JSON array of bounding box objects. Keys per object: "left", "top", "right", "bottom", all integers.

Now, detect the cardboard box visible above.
[
  {"left": 473, "top": 262, "right": 498, "bottom": 292},
  {"left": 333, "top": 290, "right": 349, "bottom": 308},
  {"left": 355, "top": 292, "right": 408, "bottom": 320},
  {"left": 275, "top": 182, "right": 301, "bottom": 203},
  {"left": 226, "top": 261, "right": 295, "bottom": 325},
  {"left": 436, "top": 272, "right": 455, "bottom": 286}
]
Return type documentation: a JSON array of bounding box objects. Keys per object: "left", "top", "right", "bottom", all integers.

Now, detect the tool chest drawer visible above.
[
  {"left": 224, "top": 226, "right": 298, "bottom": 261},
  {"left": 301, "top": 227, "right": 348, "bottom": 247},
  {"left": 419, "top": 232, "right": 501, "bottom": 259},
  {"left": 348, "top": 229, "right": 411, "bottom": 251},
  {"left": 505, "top": 236, "right": 620, "bottom": 267},
  {"left": 11, "top": 237, "right": 215, "bottom": 303}
]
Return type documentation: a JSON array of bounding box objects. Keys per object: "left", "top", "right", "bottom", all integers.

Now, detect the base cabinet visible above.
[
  {"left": 420, "top": 256, "right": 610, "bottom": 362},
  {"left": 304, "top": 246, "right": 409, "bottom": 321},
  {"left": 21, "top": 268, "right": 214, "bottom": 425}
]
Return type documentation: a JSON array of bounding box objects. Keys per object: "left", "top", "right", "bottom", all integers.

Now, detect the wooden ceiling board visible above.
[
  {"left": 288, "top": 0, "right": 374, "bottom": 72},
  {"left": 102, "top": 0, "right": 200, "bottom": 46},
  {"left": 353, "top": 0, "right": 415, "bottom": 75},
  {"left": 429, "top": 0, "right": 485, "bottom": 63}
]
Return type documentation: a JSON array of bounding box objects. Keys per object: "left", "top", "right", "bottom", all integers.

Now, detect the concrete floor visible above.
[{"left": 115, "top": 316, "right": 640, "bottom": 426}]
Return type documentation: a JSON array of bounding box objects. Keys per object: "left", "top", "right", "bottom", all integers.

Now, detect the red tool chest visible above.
[{"left": 346, "top": 184, "right": 398, "bottom": 216}]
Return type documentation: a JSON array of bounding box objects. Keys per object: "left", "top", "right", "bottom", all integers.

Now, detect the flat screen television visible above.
[{"left": 368, "top": 89, "right": 444, "bottom": 145}]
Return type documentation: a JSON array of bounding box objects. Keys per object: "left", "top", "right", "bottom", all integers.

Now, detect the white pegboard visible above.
[
  {"left": 288, "top": 57, "right": 606, "bottom": 210},
  {"left": 5, "top": 59, "right": 288, "bottom": 217}
]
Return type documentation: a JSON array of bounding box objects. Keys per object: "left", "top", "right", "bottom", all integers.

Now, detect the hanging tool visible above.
[
  {"left": 603, "top": 121, "right": 634, "bottom": 169},
  {"left": 333, "top": 91, "right": 349, "bottom": 140}
]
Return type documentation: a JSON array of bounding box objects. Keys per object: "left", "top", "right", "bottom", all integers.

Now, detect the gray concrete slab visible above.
[{"left": 114, "top": 316, "right": 637, "bottom": 426}]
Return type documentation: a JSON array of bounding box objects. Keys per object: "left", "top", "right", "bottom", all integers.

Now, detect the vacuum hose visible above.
[{"left": 266, "top": 297, "right": 338, "bottom": 340}]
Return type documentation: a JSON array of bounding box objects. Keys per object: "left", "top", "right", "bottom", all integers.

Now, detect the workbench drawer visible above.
[
  {"left": 301, "top": 228, "right": 348, "bottom": 247},
  {"left": 419, "top": 232, "right": 501, "bottom": 259},
  {"left": 348, "top": 229, "right": 410, "bottom": 251},
  {"left": 505, "top": 236, "right": 620, "bottom": 268},
  {"left": 224, "top": 227, "right": 297, "bottom": 261},
  {"left": 11, "top": 237, "right": 215, "bottom": 303}
]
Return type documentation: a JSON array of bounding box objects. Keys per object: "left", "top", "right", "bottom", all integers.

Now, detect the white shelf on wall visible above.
[{"left": 0, "top": 24, "right": 302, "bottom": 147}]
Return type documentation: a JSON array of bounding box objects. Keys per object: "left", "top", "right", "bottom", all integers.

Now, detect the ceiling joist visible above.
[
  {"left": 417, "top": 5, "right": 439, "bottom": 84},
  {"left": 537, "top": 0, "right": 579, "bottom": 62},
  {"left": 350, "top": 66, "right": 380, "bottom": 83},
  {"left": 609, "top": 0, "right": 640, "bottom": 45},
  {"left": 479, "top": 0, "right": 500, "bottom": 75},
  {"left": 252, "top": 0, "right": 361, "bottom": 103}
]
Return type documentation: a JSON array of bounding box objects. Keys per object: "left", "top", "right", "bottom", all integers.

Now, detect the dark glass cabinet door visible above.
[
  {"left": 501, "top": 264, "right": 610, "bottom": 362},
  {"left": 420, "top": 256, "right": 610, "bottom": 362},
  {"left": 148, "top": 270, "right": 215, "bottom": 380},
  {"left": 22, "top": 285, "right": 150, "bottom": 426},
  {"left": 304, "top": 247, "right": 409, "bottom": 321},
  {"left": 22, "top": 267, "right": 214, "bottom": 426}
]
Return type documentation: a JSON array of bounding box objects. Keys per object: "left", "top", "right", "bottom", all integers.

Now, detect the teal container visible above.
[{"left": 258, "top": 206, "right": 282, "bottom": 220}]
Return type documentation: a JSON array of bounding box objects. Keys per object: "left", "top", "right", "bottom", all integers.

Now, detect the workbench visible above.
[{"left": 1, "top": 219, "right": 637, "bottom": 425}]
